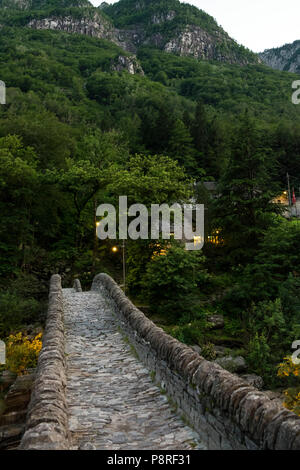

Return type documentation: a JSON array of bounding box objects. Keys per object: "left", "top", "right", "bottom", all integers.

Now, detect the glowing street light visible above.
[{"left": 111, "top": 242, "right": 126, "bottom": 294}]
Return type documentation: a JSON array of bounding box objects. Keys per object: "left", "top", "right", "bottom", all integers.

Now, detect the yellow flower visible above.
[
  {"left": 278, "top": 355, "right": 300, "bottom": 417},
  {"left": 5, "top": 332, "right": 43, "bottom": 375}
]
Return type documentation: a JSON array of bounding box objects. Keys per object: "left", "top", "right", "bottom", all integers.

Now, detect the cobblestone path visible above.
[{"left": 63, "top": 288, "right": 206, "bottom": 450}]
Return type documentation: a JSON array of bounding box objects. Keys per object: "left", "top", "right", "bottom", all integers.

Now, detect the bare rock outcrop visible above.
[{"left": 260, "top": 41, "right": 300, "bottom": 73}]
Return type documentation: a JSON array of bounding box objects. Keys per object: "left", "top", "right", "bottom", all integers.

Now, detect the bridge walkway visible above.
[{"left": 62, "top": 288, "right": 206, "bottom": 450}]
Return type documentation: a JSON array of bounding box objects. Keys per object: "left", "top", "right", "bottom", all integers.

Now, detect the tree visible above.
[
  {"left": 221, "top": 217, "right": 300, "bottom": 359},
  {"left": 213, "top": 113, "right": 281, "bottom": 265},
  {"left": 191, "top": 101, "right": 210, "bottom": 165},
  {"left": 241, "top": 218, "right": 300, "bottom": 302},
  {"left": 108, "top": 154, "right": 193, "bottom": 207},
  {"left": 167, "top": 118, "right": 197, "bottom": 172},
  {"left": 140, "top": 98, "right": 176, "bottom": 154},
  {"left": 107, "top": 154, "right": 194, "bottom": 296},
  {"left": 0, "top": 110, "right": 76, "bottom": 169},
  {"left": 142, "top": 244, "right": 207, "bottom": 322},
  {"left": 0, "top": 135, "right": 39, "bottom": 275},
  {"left": 45, "top": 159, "right": 111, "bottom": 247},
  {"left": 75, "top": 129, "right": 129, "bottom": 168},
  {"left": 205, "top": 117, "right": 230, "bottom": 178}
]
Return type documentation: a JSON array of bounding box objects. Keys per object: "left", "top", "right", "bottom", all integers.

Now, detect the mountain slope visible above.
[
  {"left": 0, "top": 2, "right": 300, "bottom": 189},
  {"left": 103, "top": 0, "right": 258, "bottom": 64},
  {"left": 259, "top": 40, "right": 300, "bottom": 73},
  {"left": 0, "top": 0, "right": 259, "bottom": 65}
]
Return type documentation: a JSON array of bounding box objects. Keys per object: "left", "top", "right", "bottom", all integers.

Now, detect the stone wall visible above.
[
  {"left": 92, "top": 273, "right": 300, "bottom": 451},
  {"left": 19, "top": 274, "right": 69, "bottom": 450},
  {"left": 73, "top": 279, "right": 82, "bottom": 293},
  {"left": 0, "top": 371, "right": 36, "bottom": 449}
]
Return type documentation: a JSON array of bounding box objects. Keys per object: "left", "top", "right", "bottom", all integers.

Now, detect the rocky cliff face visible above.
[
  {"left": 103, "top": 0, "right": 258, "bottom": 65},
  {"left": 111, "top": 54, "right": 144, "bottom": 75},
  {"left": 0, "top": 0, "right": 259, "bottom": 66},
  {"left": 26, "top": 13, "right": 144, "bottom": 74},
  {"left": 0, "top": 0, "right": 31, "bottom": 8},
  {"left": 27, "top": 12, "right": 115, "bottom": 42},
  {"left": 162, "top": 26, "right": 251, "bottom": 65},
  {"left": 259, "top": 41, "right": 300, "bottom": 73}
]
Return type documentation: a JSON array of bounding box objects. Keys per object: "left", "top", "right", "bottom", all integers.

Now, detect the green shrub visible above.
[
  {"left": 247, "top": 333, "right": 273, "bottom": 383},
  {"left": 170, "top": 324, "right": 200, "bottom": 345},
  {"left": 201, "top": 342, "right": 217, "bottom": 361},
  {"left": 0, "top": 291, "right": 40, "bottom": 337}
]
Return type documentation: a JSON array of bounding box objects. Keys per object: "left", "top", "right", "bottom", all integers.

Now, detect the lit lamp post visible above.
[
  {"left": 111, "top": 241, "right": 126, "bottom": 294},
  {"left": 93, "top": 221, "right": 101, "bottom": 269}
]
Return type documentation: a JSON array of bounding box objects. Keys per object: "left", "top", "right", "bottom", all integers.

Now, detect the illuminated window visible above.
[{"left": 207, "top": 229, "right": 223, "bottom": 245}]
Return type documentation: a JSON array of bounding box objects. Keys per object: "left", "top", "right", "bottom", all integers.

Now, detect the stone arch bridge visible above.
[{"left": 19, "top": 274, "right": 300, "bottom": 450}]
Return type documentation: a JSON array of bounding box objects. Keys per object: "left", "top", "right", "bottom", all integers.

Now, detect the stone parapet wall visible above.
[
  {"left": 19, "top": 275, "right": 69, "bottom": 450},
  {"left": 73, "top": 279, "right": 82, "bottom": 292},
  {"left": 92, "top": 273, "right": 300, "bottom": 451}
]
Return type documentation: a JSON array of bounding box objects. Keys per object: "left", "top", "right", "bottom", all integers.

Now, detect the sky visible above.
[{"left": 90, "top": 0, "right": 300, "bottom": 52}]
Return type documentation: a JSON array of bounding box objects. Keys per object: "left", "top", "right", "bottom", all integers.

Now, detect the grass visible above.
[
  {"left": 189, "top": 441, "right": 197, "bottom": 449},
  {"left": 150, "top": 370, "right": 156, "bottom": 382},
  {"left": 167, "top": 395, "right": 178, "bottom": 413},
  {"left": 120, "top": 332, "right": 140, "bottom": 359}
]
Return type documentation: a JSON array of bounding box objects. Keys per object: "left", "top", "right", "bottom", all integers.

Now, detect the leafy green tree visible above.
[
  {"left": 108, "top": 154, "right": 193, "bottom": 206},
  {"left": 154, "top": 70, "right": 168, "bottom": 86},
  {"left": 247, "top": 333, "right": 272, "bottom": 381},
  {"left": 0, "top": 111, "right": 76, "bottom": 169},
  {"left": 248, "top": 299, "right": 288, "bottom": 349},
  {"left": 75, "top": 129, "right": 129, "bottom": 167},
  {"left": 45, "top": 159, "right": 111, "bottom": 247},
  {"left": 143, "top": 244, "right": 207, "bottom": 322},
  {"left": 125, "top": 240, "right": 157, "bottom": 296},
  {"left": 86, "top": 72, "right": 132, "bottom": 106},
  {"left": 0, "top": 135, "right": 39, "bottom": 275}
]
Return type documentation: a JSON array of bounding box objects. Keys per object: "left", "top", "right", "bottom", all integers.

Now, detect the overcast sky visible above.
[{"left": 90, "top": 0, "right": 300, "bottom": 52}]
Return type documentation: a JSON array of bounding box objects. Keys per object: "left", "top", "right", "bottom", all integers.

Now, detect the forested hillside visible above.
[
  {"left": 0, "top": 0, "right": 258, "bottom": 64},
  {"left": 0, "top": 0, "right": 299, "bottom": 410}
]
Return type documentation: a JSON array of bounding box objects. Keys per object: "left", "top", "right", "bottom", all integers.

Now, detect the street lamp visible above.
[{"left": 111, "top": 241, "right": 126, "bottom": 294}]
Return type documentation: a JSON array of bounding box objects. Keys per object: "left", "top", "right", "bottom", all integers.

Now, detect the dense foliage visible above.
[
  {"left": 0, "top": 1, "right": 299, "bottom": 393},
  {"left": 278, "top": 356, "right": 300, "bottom": 416}
]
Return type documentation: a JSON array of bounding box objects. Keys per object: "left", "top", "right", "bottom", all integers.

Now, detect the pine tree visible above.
[
  {"left": 167, "top": 118, "right": 196, "bottom": 172},
  {"left": 214, "top": 113, "right": 281, "bottom": 265},
  {"left": 191, "top": 101, "right": 210, "bottom": 166}
]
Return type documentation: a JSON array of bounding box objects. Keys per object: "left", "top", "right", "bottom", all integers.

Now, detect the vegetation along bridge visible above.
[{"left": 19, "top": 275, "right": 300, "bottom": 450}]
